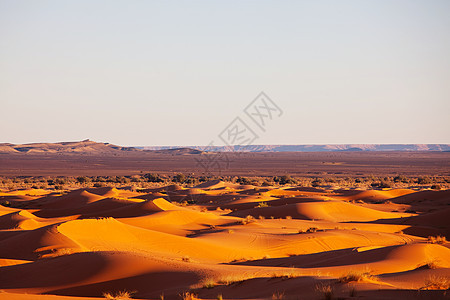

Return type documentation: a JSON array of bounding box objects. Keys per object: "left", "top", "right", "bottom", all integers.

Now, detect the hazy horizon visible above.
[{"left": 1, "top": 0, "right": 449, "bottom": 146}]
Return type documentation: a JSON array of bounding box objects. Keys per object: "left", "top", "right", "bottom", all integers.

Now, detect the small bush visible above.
[
  {"left": 417, "top": 259, "right": 440, "bottom": 269},
  {"left": 431, "top": 184, "right": 441, "bottom": 190},
  {"left": 76, "top": 176, "right": 91, "bottom": 184},
  {"left": 261, "top": 180, "right": 272, "bottom": 186},
  {"left": 180, "top": 292, "right": 198, "bottom": 300},
  {"left": 315, "top": 283, "right": 333, "bottom": 300},
  {"left": 144, "top": 173, "right": 164, "bottom": 183},
  {"left": 311, "top": 178, "right": 324, "bottom": 187},
  {"left": 393, "top": 175, "right": 409, "bottom": 183},
  {"left": 306, "top": 227, "right": 318, "bottom": 233},
  {"left": 338, "top": 271, "right": 377, "bottom": 283},
  {"left": 379, "top": 181, "right": 392, "bottom": 188},
  {"left": 173, "top": 173, "right": 186, "bottom": 183},
  {"left": 349, "top": 286, "right": 357, "bottom": 297},
  {"left": 371, "top": 181, "right": 392, "bottom": 188},
  {"left": 55, "top": 178, "right": 69, "bottom": 185},
  {"left": 417, "top": 176, "right": 432, "bottom": 184},
  {"left": 272, "top": 291, "right": 284, "bottom": 300},
  {"left": 427, "top": 235, "right": 447, "bottom": 244},
  {"left": 236, "top": 177, "right": 251, "bottom": 185},
  {"left": 420, "top": 275, "right": 450, "bottom": 290},
  {"left": 202, "top": 278, "right": 216, "bottom": 289},
  {"left": 103, "top": 290, "right": 135, "bottom": 299},
  {"left": 256, "top": 202, "right": 268, "bottom": 208},
  {"left": 273, "top": 175, "right": 296, "bottom": 185},
  {"left": 241, "top": 215, "right": 255, "bottom": 225}
]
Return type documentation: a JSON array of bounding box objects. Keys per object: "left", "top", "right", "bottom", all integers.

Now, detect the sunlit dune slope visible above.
[{"left": 0, "top": 182, "right": 449, "bottom": 300}]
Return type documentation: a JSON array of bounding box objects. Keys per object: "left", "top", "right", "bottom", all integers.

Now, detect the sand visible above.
[{"left": 0, "top": 183, "right": 449, "bottom": 300}]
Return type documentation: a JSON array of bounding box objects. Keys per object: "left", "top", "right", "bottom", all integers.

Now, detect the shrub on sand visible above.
[
  {"left": 417, "top": 259, "right": 441, "bottom": 269},
  {"left": 240, "top": 215, "right": 255, "bottom": 225},
  {"left": 103, "top": 290, "right": 135, "bottom": 300},
  {"left": 427, "top": 235, "right": 447, "bottom": 244},
  {"left": 272, "top": 291, "right": 284, "bottom": 300},
  {"left": 256, "top": 202, "right": 268, "bottom": 208},
  {"left": 420, "top": 275, "right": 450, "bottom": 290},
  {"left": 202, "top": 278, "right": 216, "bottom": 289},
  {"left": 306, "top": 227, "right": 318, "bottom": 233},
  {"left": 338, "top": 271, "right": 378, "bottom": 283},
  {"left": 315, "top": 283, "right": 333, "bottom": 300},
  {"left": 181, "top": 292, "right": 199, "bottom": 300}
]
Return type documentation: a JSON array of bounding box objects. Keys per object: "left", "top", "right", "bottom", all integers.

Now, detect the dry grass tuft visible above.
[
  {"left": 427, "top": 235, "right": 447, "bottom": 244},
  {"left": 103, "top": 290, "right": 135, "bottom": 299},
  {"left": 348, "top": 285, "right": 357, "bottom": 297},
  {"left": 421, "top": 275, "right": 450, "bottom": 290},
  {"left": 240, "top": 215, "right": 255, "bottom": 225},
  {"left": 256, "top": 202, "right": 268, "bottom": 208},
  {"left": 338, "top": 271, "right": 378, "bottom": 283},
  {"left": 272, "top": 291, "right": 285, "bottom": 300},
  {"left": 201, "top": 278, "right": 216, "bottom": 289},
  {"left": 417, "top": 259, "right": 441, "bottom": 269},
  {"left": 306, "top": 227, "right": 318, "bottom": 233},
  {"left": 180, "top": 292, "right": 199, "bottom": 300},
  {"left": 315, "top": 283, "right": 333, "bottom": 300},
  {"left": 420, "top": 275, "right": 450, "bottom": 290},
  {"left": 217, "top": 274, "right": 256, "bottom": 285}
]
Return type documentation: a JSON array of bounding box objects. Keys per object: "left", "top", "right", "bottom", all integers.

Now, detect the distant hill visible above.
[
  {"left": 0, "top": 140, "right": 203, "bottom": 155},
  {"left": 0, "top": 139, "right": 139, "bottom": 154},
  {"left": 2, "top": 141, "right": 449, "bottom": 154},
  {"left": 140, "top": 144, "right": 450, "bottom": 152},
  {"left": 152, "top": 148, "right": 204, "bottom": 155}
]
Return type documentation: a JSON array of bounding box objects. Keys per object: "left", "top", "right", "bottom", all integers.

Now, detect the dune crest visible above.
[{"left": 0, "top": 184, "right": 449, "bottom": 299}]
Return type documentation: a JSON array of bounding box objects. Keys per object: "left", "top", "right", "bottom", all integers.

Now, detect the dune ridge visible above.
[{"left": 0, "top": 182, "right": 449, "bottom": 299}]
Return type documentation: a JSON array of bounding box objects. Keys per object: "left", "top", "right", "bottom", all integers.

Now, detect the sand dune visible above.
[
  {"left": 231, "top": 200, "right": 413, "bottom": 222},
  {"left": 0, "top": 140, "right": 140, "bottom": 154},
  {"left": 0, "top": 182, "right": 449, "bottom": 299}
]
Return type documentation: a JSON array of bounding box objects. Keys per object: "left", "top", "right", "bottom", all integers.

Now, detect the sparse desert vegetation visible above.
[
  {"left": 0, "top": 176, "right": 449, "bottom": 299},
  {"left": 103, "top": 290, "right": 135, "bottom": 300},
  {"left": 420, "top": 275, "right": 450, "bottom": 290},
  {"left": 1, "top": 173, "right": 449, "bottom": 192},
  {"left": 338, "top": 271, "right": 378, "bottom": 283},
  {"left": 316, "top": 283, "right": 334, "bottom": 300},
  {"left": 428, "top": 235, "right": 447, "bottom": 244},
  {"left": 2, "top": 0, "right": 449, "bottom": 297}
]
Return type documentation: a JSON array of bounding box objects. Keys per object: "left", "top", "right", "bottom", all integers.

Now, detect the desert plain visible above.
[{"left": 0, "top": 142, "right": 449, "bottom": 300}]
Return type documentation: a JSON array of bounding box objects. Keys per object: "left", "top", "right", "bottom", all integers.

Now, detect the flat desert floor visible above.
[
  {"left": 1, "top": 151, "right": 449, "bottom": 177},
  {"left": 0, "top": 181, "right": 449, "bottom": 299}
]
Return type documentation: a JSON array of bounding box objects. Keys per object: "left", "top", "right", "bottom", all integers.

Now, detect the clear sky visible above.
[{"left": 1, "top": 0, "right": 449, "bottom": 146}]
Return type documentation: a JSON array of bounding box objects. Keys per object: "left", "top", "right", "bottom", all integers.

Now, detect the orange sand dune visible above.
[
  {"left": 24, "top": 190, "right": 105, "bottom": 211},
  {"left": 231, "top": 200, "right": 412, "bottom": 222},
  {"left": 234, "top": 243, "right": 450, "bottom": 274},
  {"left": 0, "top": 210, "right": 69, "bottom": 230},
  {"left": 338, "top": 189, "right": 416, "bottom": 202},
  {"left": 0, "top": 182, "right": 449, "bottom": 299},
  {"left": 388, "top": 189, "right": 450, "bottom": 206}
]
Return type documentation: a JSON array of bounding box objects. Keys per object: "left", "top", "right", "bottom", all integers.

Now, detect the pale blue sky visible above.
[{"left": 1, "top": 0, "right": 449, "bottom": 146}]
